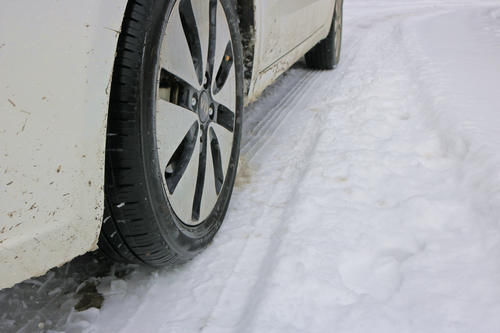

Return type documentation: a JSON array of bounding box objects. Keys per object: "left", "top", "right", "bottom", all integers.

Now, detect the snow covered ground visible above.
[{"left": 2, "top": 0, "right": 500, "bottom": 332}]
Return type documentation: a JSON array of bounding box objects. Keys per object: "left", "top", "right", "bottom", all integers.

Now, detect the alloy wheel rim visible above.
[{"left": 156, "top": 0, "right": 236, "bottom": 226}]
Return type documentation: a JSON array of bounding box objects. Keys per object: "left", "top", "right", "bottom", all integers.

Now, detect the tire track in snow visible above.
[
  {"left": 196, "top": 18, "right": 379, "bottom": 333},
  {"left": 241, "top": 21, "right": 365, "bottom": 162},
  {"left": 235, "top": 6, "right": 500, "bottom": 333},
  {"left": 199, "top": 7, "right": 468, "bottom": 333}
]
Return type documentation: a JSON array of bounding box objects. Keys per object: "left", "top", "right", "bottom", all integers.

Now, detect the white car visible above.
[{"left": 0, "top": 0, "right": 343, "bottom": 289}]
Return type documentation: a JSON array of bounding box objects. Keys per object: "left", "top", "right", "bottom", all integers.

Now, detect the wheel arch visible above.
[{"left": 235, "top": 0, "right": 256, "bottom": 100}]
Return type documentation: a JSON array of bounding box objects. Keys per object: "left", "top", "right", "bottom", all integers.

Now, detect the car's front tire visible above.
[
  {"left": 305, "top": 0, "right": 344, "bottom": 70},
  {"left": 98, "top": 0, "right": 243, "bottom": 266}
]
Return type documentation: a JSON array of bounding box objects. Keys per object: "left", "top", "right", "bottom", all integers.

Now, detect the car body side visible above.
[{"left": 0, "top": 0, "right": 335, "bottom": 289}]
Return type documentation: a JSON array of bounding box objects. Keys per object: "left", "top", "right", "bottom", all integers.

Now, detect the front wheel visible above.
[
  {"left": 98, "top": 0, "right": 243, "bottom": 266},
  {"left": 305, "top": 0, "right": 344, "bottom": 70}
]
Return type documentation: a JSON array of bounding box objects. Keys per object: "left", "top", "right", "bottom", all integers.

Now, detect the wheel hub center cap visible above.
[{"left": 198, "top": 91, "right": 211, "bottom": 123}]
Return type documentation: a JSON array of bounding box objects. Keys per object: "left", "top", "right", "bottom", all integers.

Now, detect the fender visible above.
[{"left": 0, "top": 0, "right": 128, "bottom": 289}]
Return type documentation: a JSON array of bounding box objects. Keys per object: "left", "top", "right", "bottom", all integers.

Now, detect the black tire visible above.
[
  {"left": 305, "top": 0, "right": 344, "bottom": 70},
  {"left": 98, "top": 0, "right": 243, "bottom": 266}
]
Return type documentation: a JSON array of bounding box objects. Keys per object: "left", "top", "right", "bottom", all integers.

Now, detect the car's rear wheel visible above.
[
  {"left": 305, "top": 0, "right": 343, "bottom": 70},
  {"left": 98, "top": 0, "right": 243, "bottom": 266}
]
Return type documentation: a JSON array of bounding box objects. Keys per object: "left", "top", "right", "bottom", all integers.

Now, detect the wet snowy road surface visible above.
[{"left": 2, "top": 0, "right": 500, "bottom": 332}]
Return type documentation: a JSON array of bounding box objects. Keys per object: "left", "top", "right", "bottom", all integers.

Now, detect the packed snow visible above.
[{"left": 2, "top": 0, "right": 500, "bottom": 332}]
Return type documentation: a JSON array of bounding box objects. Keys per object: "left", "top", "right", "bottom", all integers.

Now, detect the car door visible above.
[{"left": 257, "top": 0, "right": 333, "bottom": 71}]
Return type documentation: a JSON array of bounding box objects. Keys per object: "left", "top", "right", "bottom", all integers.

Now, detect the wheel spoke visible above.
[
  {"left": 178, "top": 0, "right": 206, "bottom": 85},
  {"left": 210, "top": 122, "right": 233, "bottom": 182},
  {"left": 167, "top": 132, "right": 201, "bottom": 223},
  {"left": 164, "top": 122, "right": 199, "bottom": 194},
  {"left": 211, "top": 2, "right": 234, "bottom": 108},
  {"left": 213, "top": 41, "right": 233, "bottom": 95},
  {"left": 199, "top": 130, "right": 219, "bottom": 220},
  {"left": 212, "top": 63, "right": 235, "bottom": 112},
  {"left": 215, "top": 103, "right": 235, "bottom": 133},
  {"left": 209, "top": 127, "right": 224, "bottom": 194},
  {"left": 192, "top": 128, "right": 208, "bottom": 221},
  {"left": 213, "top": 2, "right": 232, "bottom": 80},
  {"left": 205, "top": 0, "right": 218, "bottom": 85},
  {"left": 190, "top": 0, "right": 213, "bottom": 81},
  {"left": 156, "top": 99, "right": 199, "bottom": 179},
  {"left": 161, "top": 0, "right": 202, "bottom": 88},
  {"left": 159, "top": 69, "right": 199, "bottom": 111}
]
